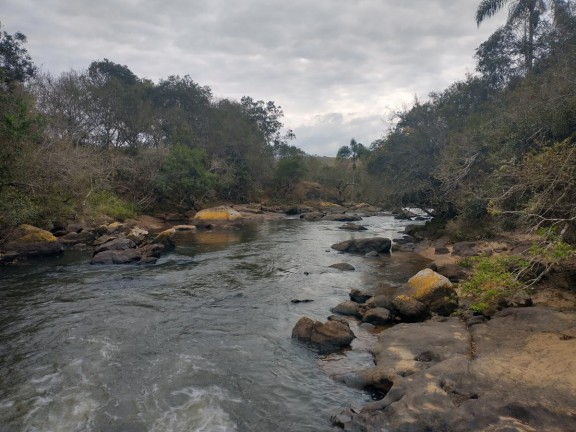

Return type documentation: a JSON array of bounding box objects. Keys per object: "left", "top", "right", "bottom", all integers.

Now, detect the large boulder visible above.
[
  {"left": 194, "top": 206, "right": 243, "bottom": 222},
  {"left": 2, "top": 225, "right": 63, "bottom": 259},
  {"left": 331, "top": 237, "right": 392, "bottom": 254},
  {"left": 292, "top": 317, "right": 355, "bottom": 352},
  {"left": 399, "top": 268, "right": 458, "bottom": 316},
  {"left": 362, "top": 307, "right": 393, "bottom": 325},
  {"left": 58, "top": 231, "right": 96, "bottom": 246}
]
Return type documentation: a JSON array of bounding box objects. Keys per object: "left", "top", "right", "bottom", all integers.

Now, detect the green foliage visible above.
[
  {"left": 460, "top": 229, "right": 575, "bottom": 313},
  {"left": 86, "top": 190, "right": 138, "bottom": 222},
  {"left": 460, "top": 254, "right": 528, "bottom": 313},
  {"left": 0, "top": 24, "right": 36, "bottom": 86},
  {"left": 155, "top": 145, "right": 217, "bottom": 206},
  {"left": 0, "top": 186, "right": 40, "bottom": 227}
]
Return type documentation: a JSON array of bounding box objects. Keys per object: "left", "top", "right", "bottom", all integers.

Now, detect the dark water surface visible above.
[{"left": 0, "top": 216, "right": 429, "bottom": 431}]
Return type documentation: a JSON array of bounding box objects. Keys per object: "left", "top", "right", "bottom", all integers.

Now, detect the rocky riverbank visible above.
[{"left": 292, "top": 220, "right": 576, "bottom": 431}]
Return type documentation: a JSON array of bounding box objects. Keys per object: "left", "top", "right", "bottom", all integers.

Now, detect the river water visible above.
[{"left": 0, "top": 215, "right": 429, "bottom": 432}]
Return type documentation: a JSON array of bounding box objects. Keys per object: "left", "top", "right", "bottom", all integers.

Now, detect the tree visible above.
[
  {"left": 476, "top": 0, "right": 552, "bottom": 70},
  {"left": 0, "top": 24, "right": 35, "bottom": 87},
  {"left": 336, "top": 138, "right": 368, "bottom": 202}
]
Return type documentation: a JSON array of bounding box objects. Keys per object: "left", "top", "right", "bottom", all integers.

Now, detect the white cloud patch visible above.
[{"left": 2, "top": 0, "right": 506, "bottom": 155}]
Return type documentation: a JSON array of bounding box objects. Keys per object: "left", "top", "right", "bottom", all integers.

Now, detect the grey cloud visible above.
[{"left": 2, "top": 0, "right": 505, "bottom": 155}]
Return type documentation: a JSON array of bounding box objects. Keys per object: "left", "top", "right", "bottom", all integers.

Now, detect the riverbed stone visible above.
[
  {"left": 349, "top": 289, "right": 373, "bottom": 304},
  {"left": 300, "top": 212, "right": 325, "bottom": 221},
  {"left": 331, "top": 301, "right": 362, "bottom": 318},
  {"left": 292, "top": 317, "right": 355, "bottom": 351},
  {"left": 331, "top": 237, "right": 392, "bottom": 254},
  {"left": 91, "top": 249, "right": 142, "bottom": 265},
  {"left": 392, "top": 295, "right": 431, "bottom": 322},
  {"left": 94, "top": 237, "right": 136, "bottom": 254},
  {"left": 362, "top": 307, "right": 393, "bottom": 325}
]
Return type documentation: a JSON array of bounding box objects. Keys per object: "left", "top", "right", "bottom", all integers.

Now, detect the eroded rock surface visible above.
[
  {"left": 292, "top": 317, "right": 355, "bottom": 352},
  {"left": 337, "top": 307, "right": 576, "bottom": 432}
]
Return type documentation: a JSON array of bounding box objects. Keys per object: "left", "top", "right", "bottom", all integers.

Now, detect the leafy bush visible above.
[
  {"left": 460, "top": 229, "right": 575, "bottom": 313},
  {"left": 0, "top": 186, "right": 40, "bottom": 227},
  {"left": 86, "top": 190, "right": 138, "bottom": 222}
]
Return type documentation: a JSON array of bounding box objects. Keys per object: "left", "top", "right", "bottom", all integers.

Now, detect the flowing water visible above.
[{"left": 0, "top": 215, "right": 430, "bottom": 432}]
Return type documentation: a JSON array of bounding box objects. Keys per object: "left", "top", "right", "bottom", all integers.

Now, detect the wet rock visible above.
[
  {"left": 138, "top": 256, "right": 158, "bottom": 265},
  {"left": 435, "top": 246, "right": 450, "bottom": 254},
  {"left": 284, "top": 205, "right": 313, "bottom": 215},
  {"left": 362, "top": 307, "right": 393, "bottom": 325},
  {"left": 292, "top": 317, "right": 355, "bottom": 352},
  {"left": 291, "top": 299, "right": 314, "bottom": 304},
  {"left": 338, "top": 223, "right": 368, "bottom": 231},
  {"left": 91, "top": 249, "right": 141, "bottom": 265},
  {"left": 331, "top": 301, "right": 362, "bottom": 318},
  {"left": 359, "top": 322, "right": 376, "bottom": 330},
  {"left": 364, "top": 251, "right": 379, "bottom": 257},
  {"left": 152, "top": 228, "right": 176, "bottom": 249},
  {"left": 139, "top": 243, "right": 165, "bottom": 258},
  {"left": 331, "top": 237, "right": 392, "bottom": 254},
  {"left": 392, "top": 295, "right": 431, "bottom": 322},
  {"left": 327, "top": 315, "right": 350, "bottom": 325},
  {"left": 329, "top": 262, "right": 355, "bottom": 271},
  {"left": 349, "top": 289, "right": 373, "bottom": 304}
]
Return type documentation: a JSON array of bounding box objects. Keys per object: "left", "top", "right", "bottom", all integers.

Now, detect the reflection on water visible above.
[{"left": 0, "top": 216, "right": 428, "bottom": 432}]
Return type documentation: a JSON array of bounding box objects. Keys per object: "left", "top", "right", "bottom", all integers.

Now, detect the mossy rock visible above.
[
  {"left": 402, "top": 269, "right": 458, "bottom": 316},
  {"left": 152, "top": 228, "right": 176, "bottom": 248},
  {"left": 16, "top": 225, "right": 57, "bottom": 243},
  {"left": 194, "top": 206, "right": 243, "bottom": 221}
]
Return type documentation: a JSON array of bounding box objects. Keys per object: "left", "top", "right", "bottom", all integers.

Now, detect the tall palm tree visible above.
[{"left": 476, "top": 0, "right": 549, "bottom": 69}]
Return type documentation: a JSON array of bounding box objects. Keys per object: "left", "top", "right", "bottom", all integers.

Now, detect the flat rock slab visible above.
[
  {"left": 329, "top": 262, "right": 355, "bottom": 271},
  {"left": 340, "top": 307, "right": 576, "bottom": 432}
]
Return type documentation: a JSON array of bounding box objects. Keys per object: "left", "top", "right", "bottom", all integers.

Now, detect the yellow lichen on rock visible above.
[
  {"left": 408, "top": 268, "right": 452, "bottom": 300},
  {"left": 194, "top": 206, "right": 242, "bottom": 221},
  {"left": 16, "top": 225, "right": 57, "bottom": 243}
]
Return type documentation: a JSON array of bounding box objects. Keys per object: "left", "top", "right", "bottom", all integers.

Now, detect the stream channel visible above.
[{"left": 0, "top": 215, "right": 430, "bottom": 431}]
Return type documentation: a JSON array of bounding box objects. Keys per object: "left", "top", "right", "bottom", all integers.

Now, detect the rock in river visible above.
[
  {"left": 292, "top": 317, "right": 355, "bottom": 352},
  {"left": 331, "top": 237, "right": 391, "bottom": 254}
]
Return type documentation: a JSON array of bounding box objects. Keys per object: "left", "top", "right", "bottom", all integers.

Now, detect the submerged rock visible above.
[
  {"left": 331, "top": 301, "right": 363, "bottom": 318},
  {"left": 329, "top": 262, "right": 355, "bottom": 271},
  {"left": 338, "top": 223, "right": 368, "bottom": 231}
]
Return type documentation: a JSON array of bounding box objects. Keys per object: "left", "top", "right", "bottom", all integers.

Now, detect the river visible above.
[{"left": 0, "top": 215, "right": 429, "bottom": 432}]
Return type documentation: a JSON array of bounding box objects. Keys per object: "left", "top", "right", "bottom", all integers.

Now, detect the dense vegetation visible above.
[{"left": 1, "top": 1, "right": 575, "bottom": 244}]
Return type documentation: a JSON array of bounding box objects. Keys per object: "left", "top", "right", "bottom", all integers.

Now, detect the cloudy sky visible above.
[{"left": 2, "top": 0, "right": 504, "bottom": 156}]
